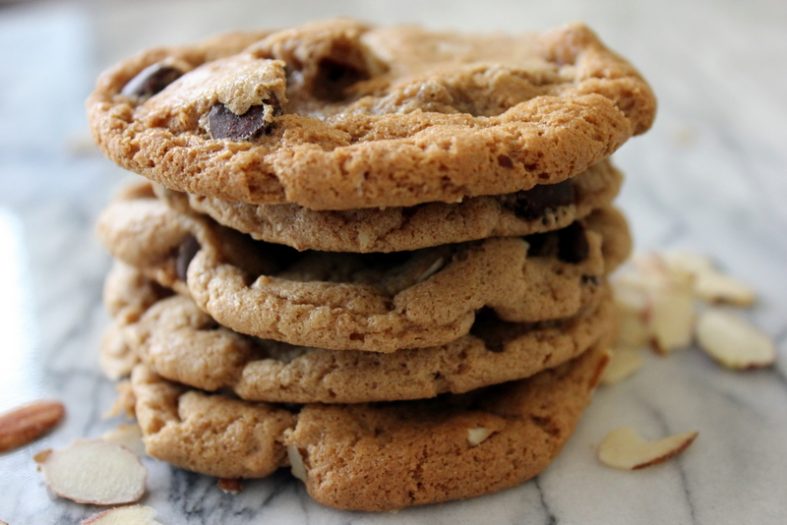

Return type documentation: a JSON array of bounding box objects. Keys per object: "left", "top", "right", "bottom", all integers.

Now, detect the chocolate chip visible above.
[
  {"left": 503, "top": 180, "right": 576, "bottom": 220},
  {"left": 206, "top": 101, "right": 279, "bottom": 141},
  {"left": 121, "top": 63, "right": 183, "bottom": 99},
  {"left": 471, "top": 308, "right": 542, "bottom": 352},
  {"left": 175, "top": 236, "right": 200, "bottom": 281},
  {"left": 313, "top": 58, "right": 368, "bottom": 101},
  {"left": 470, "top": 308, "right": 507, "bottom": 352},
  {"left": 557, "top": 222, "right": 589, "bottom": 264}
]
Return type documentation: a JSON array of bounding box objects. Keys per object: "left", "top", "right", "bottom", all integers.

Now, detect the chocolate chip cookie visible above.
[
  {"left": 96, "top": 185, "right": 628, "bottom": 351},
  {"left": 155, "top": 160, "right": 622, "bottom": 253},
  {"left": 102, "top": 264, "right": 612, "bottom": 403},
  {"left": 87, "top": 20, "right": 655, "bottom": 210},
  {"left": 128, "top": 344, "right": 608, "bottom": 510}
]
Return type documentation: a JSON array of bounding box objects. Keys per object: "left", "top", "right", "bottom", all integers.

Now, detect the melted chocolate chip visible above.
[
  {"left": 313, "top": 58, "right": 368, "bottom": 101},
  {"left": 206, "top": 101, "right": 280, "bottom": 141},
  {"left": 176, "top": 236, "right": 201, "bottom": 281},
  {"left": 503, "top": 180, "right": 576, "bottom": 220},
  {"left": 121, "top": 63, "right": 183, "bottom": 99},
  {"left": 557, "top": 222, "right": 589, "bottom": 264},
  {"left": 469, "top": 308, "right": 508, "bottom": 352},
  {"left": 525, "top": 220, "right": 589, "bottom": 264}
]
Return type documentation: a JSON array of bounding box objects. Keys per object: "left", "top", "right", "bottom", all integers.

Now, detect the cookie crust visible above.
[
  {"left": 87, "top": 20, "right": 655, "bottom": 210},
  {"left": 97, "top": 186, "right": 629, "bottom": 351},
  {"left": 103, "top": 265, "right": 612, "bottom": 403},
  {"left": 128, "top": 345, "right": 608, "bottom": 510},
  {"left": 157, "top": 160, "right": 622, "bottom": 253}
]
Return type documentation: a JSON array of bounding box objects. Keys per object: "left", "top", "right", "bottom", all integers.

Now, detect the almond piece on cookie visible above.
[
  {"left": 0, "top": 400, "right": 65, "bottom": 452},
  {"left": 598, "top": 427, "right": 698, "bottom": 470}
]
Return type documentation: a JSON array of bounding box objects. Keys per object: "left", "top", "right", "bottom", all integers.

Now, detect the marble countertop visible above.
[{"left": 1, "top": 0, "right": 786, "bottom": 523}]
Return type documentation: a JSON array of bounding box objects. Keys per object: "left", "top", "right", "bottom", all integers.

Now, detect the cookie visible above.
[
  {"left": 156, "top": 160, "right": 622, "bottom": 253},
  {"left": 128, "top": 344, "right": 608, "bottom": 510},
  {"left": 97, "top": 186, "right": 629, "bottom": 352},
  {"left": 102, "top": 264, "right": 612, "bottom": 403},
  {"left": 100, "top": 262, "right": 172, "bottom": 379},
  {"left": 87, "top": 20, "right": 655, "bottom": 210}
]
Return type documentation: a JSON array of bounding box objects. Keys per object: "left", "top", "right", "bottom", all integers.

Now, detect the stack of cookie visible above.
[{"left": 88, "top": 20, "right": 655, "bottom": 511}]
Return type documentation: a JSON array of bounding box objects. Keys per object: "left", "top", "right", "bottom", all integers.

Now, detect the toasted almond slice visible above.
[
  {"left": 0, "top": 400, "right": 65, "bottom": 452},
  {"left": 287, "top": 444, "right": 308, "bottom": 482},
  {"left": 614, "top": 255, "right": 696, "bottom": 353},
  {"left": 466, "top": 427, "right": 493, "bottom": 446},
  {"left": 81, "top": 505, "right": 161, "bottom": 525},
  {"left": 649, "top": 286, "right": 695, "bottom": 354},
  {"left": 601, "top": 347, "right": 644, "bottom": 385},
  {"left": 217, "top": 478, "right": 243, "bottom": 494},
  {"left": 598, "top": 427, "right": 698, "bottom": 470},
  {"left": 101, "top": 424, "right": 145, "bottom": 457},
  {"left": 415, "top": 257, "right": 445, "bottom": 283},
  {"left": 663, "top": 251, "right": 756, "bottom": 306},
  {"left": 612, "top": 283, "right": 651, "bottom": 348},
  {"left": 694, "top": 271, "right": 756, "bottom": 307},
  {"left": 33, "top": 448, "right": 53, "bottom": 464},
  {"left": 696, "top": 310, "right": 775, "bottom": 369},
  {"left": 103, "top": 381, "right": 136, "bottom": 420},
  {"left": 662, "top": 251, "right": 713, "bottom": 274},
  {"left": 40, "top": 439, "right": 146, "bottom": 505},
  {"left": 630, "top": 253, "right": 695, "bottom": 288}
]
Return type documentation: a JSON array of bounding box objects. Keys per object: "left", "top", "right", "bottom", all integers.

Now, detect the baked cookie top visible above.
[
  {"left": 128, "top": 344, "right": 608, "bottom": 510},
  {"left": 102, "top": 263, "right": 612, "bottom": 403},
  {"left": 97, "top": 185, "right": 628, "bottom": 352},
  {"left": 87, "top": 20, "right": 655, "bottom": 210},
  {"left": 157, "top": 160, "right": 622, "bottom": 253}
]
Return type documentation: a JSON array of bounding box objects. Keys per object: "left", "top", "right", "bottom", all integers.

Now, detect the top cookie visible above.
[{"left": 88, "top": 20, "right": 655, "bottom": 210}]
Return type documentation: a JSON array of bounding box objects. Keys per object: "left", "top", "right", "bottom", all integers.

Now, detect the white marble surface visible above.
[{"left": 1, "top": 0, "right": 786, "bottom": 523}]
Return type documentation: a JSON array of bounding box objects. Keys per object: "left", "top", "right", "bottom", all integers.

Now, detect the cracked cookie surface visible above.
[
  {"left": 97, "top": 185, "right": 629, "bottom": 351},
  {"left": 88, "top": 20, "right": 655, "bottom": 210},
  {"left": 156, "top": 160, "right": 622, "bottom": 253},
  {"left": 102, "top": 264, "right": 612, "bottom": 403},
  {"left": 128, "top": 344, "right": 608, "bottom": 510}
]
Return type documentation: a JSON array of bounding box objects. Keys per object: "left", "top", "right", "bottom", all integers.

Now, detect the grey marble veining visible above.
[{"left": 1, "top": 0, "right": 786, "bottom": 523}]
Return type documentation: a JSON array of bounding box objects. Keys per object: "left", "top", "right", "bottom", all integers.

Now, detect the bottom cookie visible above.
[{"left": 128, "top": 344, "right": 608, "bottom": 511}]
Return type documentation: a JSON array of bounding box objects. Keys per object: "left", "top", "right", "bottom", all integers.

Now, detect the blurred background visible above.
[{"left": 1, "top": 1, "right": 786, "bottom": 523}]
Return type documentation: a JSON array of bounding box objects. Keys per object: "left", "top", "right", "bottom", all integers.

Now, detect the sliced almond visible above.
[
  {"left": 34, "top": 448, "right": 53, "bottom": 464},
  {"left": 649, "top": 286, "right": 695, "bottom": 354},
  {"left": 103, "top": 381, "right": 136, "bottom": 420},
  {"left": 0, "top": 400, "right": 65, "bottom": 452},
  {"left": 598, "top": 427, "right": 698, "bottom": 470},
  {"left": 217, "top": 478, "right": 243, "bottom": 494},
  {"left": 696, "top": 310, "right": 776, "bottom": 369},
  {"left": 693, "top": 271, "right": 756, "bottom": 307},
  {"left": 101, "top": 424, "right": 145, "bottom": 456},
  {"left": 81, "top": 505, "right": 161, "bottom": 525},
  {"left": 664, "top": 251, "right": 755, "bottom": 306},
  {"left": 614, "top": 255, "right": 695, "bottom": 354},
  {"left": 287, "top": 444, "right": 308, "bottom": 482},
  {"left": 40, "top": 439, "right": 146, "bottom": 505},
  {"left": 415, "top": 257, "right": 445, "bottom": 283},
  {"left": 612, "top": 283, "right": 650, "bottom": 348},
  {"left": 601, "top": 347, "right": 645, "bottom": 385},
  {"left": 662, "top": 251, "right": 713, "bottom": 274},
  {"left": 466, "top": 427, "right": 493, "bottom": 446}
]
